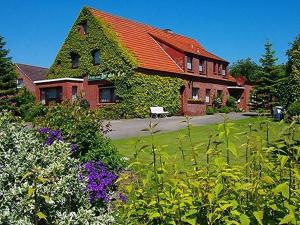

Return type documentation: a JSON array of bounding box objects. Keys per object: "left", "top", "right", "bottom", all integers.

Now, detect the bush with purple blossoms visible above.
[
  {"left": 35, "top": 101, "right": 126, "bottom": 171},
  {"left": 0, "top": 112, "right": 117, "bottom": 224}
]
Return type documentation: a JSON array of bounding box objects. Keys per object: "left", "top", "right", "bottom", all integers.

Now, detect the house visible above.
[
  {"left": 15, "top": 63, "right": 48, "bottom": 94},
  {"left": 32, "top": 7, "right": 252, "bottom": 116}
]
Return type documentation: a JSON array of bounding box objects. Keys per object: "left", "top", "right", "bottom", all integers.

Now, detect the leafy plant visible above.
[
  {"left": 206, "top": 106, "right": 215, "bottom": 115},
  {"left": 0, "top": 112, "right": 116, "bottom": 224},
  {"left": 35, "top": 101, "right": 125, "bottom": 171},
  {"left": 116, "top": 115, "right": 300, "bottom": 224},
  {"left": 287, "top": 99, "right": 300, "bottom": 117}
]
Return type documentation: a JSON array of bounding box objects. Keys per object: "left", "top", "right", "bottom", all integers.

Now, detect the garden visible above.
[{"left": 1, "top": 23, "right": 300, "bottom": 225}]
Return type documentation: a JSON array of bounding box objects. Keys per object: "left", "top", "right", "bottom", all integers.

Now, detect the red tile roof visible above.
[{"left": 89, "top": 8, "right": 228, "bottom": 75}]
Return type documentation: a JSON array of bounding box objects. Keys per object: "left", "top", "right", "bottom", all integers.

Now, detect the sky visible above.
[{"left": 1, "top": 0, "right": 300, "bottom": 68}]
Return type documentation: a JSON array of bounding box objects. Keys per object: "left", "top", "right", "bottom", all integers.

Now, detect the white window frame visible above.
[
  {"left": 17, "top": 78, "right": 24, "bottom": 89},
  {"left": 187, "top": 56, "right": 192, "bottom": 70},
  {"left": 192, "top": 87, "right": 199, "bottom": 100}
]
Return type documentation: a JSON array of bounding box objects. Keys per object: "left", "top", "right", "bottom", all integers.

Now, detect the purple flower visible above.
[
  {"left": 71, "top": 144, "right": 78, "bottom": 153},
  {"left": 38, "top": 127, "right": 50, "bottom": 134},
  {"left": 82, "top": 161, "right": 117, "bottom": 204},
  {"left": 119, "top": 193, "right": 127, "bottom": 203},
  {"left": 40, "top": 128, "right": 64, "bottom": 146}
]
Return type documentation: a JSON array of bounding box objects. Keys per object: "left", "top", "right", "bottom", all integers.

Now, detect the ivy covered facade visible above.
[{"left": 31, "top": 7, "right": 252, "bottom": 117}]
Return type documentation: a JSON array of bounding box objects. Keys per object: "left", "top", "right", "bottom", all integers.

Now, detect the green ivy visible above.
[
  {"left": 113, "top": 72, "right": 183, "bottom": 118},
  {"left": 48, "top": 7, "right": 183, "bottom": 118},
  {"left": 48, "top": 7, "right": 137, "bottom": 79}
]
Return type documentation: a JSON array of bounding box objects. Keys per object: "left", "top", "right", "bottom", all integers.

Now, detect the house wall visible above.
[
  {"left": 180, "top": 77, "right": 252, "bottom": 116},
  {"left": 16, "top": 69, "right": 36, "bottom": 94},
  {"left": 83, "top": 76, "right": 114, "bottom": 109},
  {"left": 35, "top": 81, "right": 83, "bottom": 102}
]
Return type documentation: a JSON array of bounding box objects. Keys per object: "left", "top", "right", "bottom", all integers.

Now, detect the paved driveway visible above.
[{"left": 105, "top": 112, "right": 256, "bottom": 140}]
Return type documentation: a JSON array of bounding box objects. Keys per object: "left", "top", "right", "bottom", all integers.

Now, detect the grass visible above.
[{"left": 113, "top": 117, "right": 300, "bottom": 169}]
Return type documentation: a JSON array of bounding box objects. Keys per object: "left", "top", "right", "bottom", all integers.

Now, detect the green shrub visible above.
[
  {"left": 218, "top": 105, "right": 231, "bottom": 113},
  {"left": 226, "top": 96, "right": 237, "bottom": 108},
  {"left": 287, "top": 99, "right": 300, "bottom": 116},
  {"left": 35, "top": 101, "right": 125, "bottom": 171},
  {"left": 0, "top": 112, "right": 116, "bottom": 224},
  {"left": 79, "top": 98, "right": 90, "bottom": 109},
  {"left": 206, "top": 106, "right": 215, "bottom": 115},
  {"left": 96, "top": 104, "right": 122, "bottom": 120}
]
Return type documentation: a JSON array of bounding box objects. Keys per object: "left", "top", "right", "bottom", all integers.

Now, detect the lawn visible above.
[{"left": 113, "top": 117, "right": 300, "bottom": 169}]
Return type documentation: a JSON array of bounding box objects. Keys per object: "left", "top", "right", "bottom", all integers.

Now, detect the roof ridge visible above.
[
  {"left": 87, "top": 7, "right": 201, "bottom": 45},
  {"left": 15, "top": 63, "right": 49, "bottom": 70}
]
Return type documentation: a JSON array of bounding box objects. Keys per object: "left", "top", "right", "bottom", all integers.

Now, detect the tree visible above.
[
  {"left": 0, "top": 35, "right": 17, "bottom": 110},
  {"left": 254, "top": 40, "right": 282, "bottom": 110},
  {"left": 230, "top": 58, "right": 260, "bottom": 82},
  {"left": 277, "top": 35, "right": 300, "bottom": 108}
]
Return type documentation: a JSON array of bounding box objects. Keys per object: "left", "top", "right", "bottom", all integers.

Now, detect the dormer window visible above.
[
  {"left": 199, "top": 59, "right": 205, "bottom": 73},
  {"left": 187, "top": 56, "right": 192, "bottom": 71},
  {"left": 78, "top": 21, "right": 88, "bottom": 35},
  {"left": 218, "top": 64, "right": 222, "bottom": 74},
  {"left": 213, "top": 62, "right": 217, "bottom": 74},
  {"left": 92, "top": 49, "right": 100, "bottom": 65},
  {"left": 222, "top": 64, "right": 227, "bottom": 76},
  {"left": 71, "top": 53, "right": 80, "bottom": 69}
]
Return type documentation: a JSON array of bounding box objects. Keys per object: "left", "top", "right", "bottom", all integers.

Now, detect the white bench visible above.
[{"left": 150, "top": 107, "right": 169, "bottom": 118}]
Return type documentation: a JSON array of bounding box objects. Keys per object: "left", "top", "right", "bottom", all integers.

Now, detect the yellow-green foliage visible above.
[
  {"left": 114, "top": 72, "right": 183, "bottom": 118},
  {"left": 48, "top": 7, "right": 137, "bottom": 78}
]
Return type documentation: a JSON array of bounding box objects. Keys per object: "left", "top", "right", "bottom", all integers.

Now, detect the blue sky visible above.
[{"left": 1, "top": 0, "right": 300, "bottom": 68}]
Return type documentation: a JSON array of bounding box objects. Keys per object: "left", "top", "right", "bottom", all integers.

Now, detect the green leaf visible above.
[
  {"left": 22, "top": 172, "right": 33, "bottom": 181},
  {"left": 253, "top": 211, "right": 263, "bottom": 225},
  {"left": 261, "top": 176, "right": 275, "bottom": 185},
  {"left": 36, "top": 212, "right": 47, "bottom": 220},
  {"left": 228, "top": 142, "right": 238, "bottom": 157},
  {"left": 181, "top": 217, "right": 196, "bottom": 225},
  {"left": 273, "top": 183, "right": 289, "bottom": 198},
  {"left": 279, "top": 214, "right": 294, "bottom": 224},
  {"left": 207, "top": 193, "right": 214, "bottom": 205},
  {"left": 149, "top": 212, "right": 160, "bottom": 219},
  {"left": 27, "top": 188, "right": 35, "bottom": 197},
  {"left": 240, "top": 214, "right": 250, "bottom": 225},
  {"left": 279, "top": 155, "right": 289, "bottom": 167},
  {"left": 214, "top": 183, "right": 223, "bottom": 196}
]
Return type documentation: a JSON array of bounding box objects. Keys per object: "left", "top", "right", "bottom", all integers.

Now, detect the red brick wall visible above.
[
  {"left": 35, "top": 81, "right": 83, "bottom": 102},
  {"left": 181, "top": 78, "right": 246, "bottom": 116},
  {"left": 16, "top": 69, "right": 36, "bottom": 94}
]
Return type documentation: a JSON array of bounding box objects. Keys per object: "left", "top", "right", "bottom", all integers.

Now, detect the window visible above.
[
  {"left": 222, "top": 64, "right": 226, "bottom": 76},
  {"left": 71, "top": 53, "right": 80, "bottom": 68},
  {"left": 92, "top": 50, "right": 100, "bottom": 65},
  {"left": 213, "top": 62, "right": 217, "bottom": 74},
  {"left": 199, "top": 59, "right": 205, "bottom": 73},
  {"left": 218, "top": 64, "right": 222, "bottom": 74},
  {"left": 17, "top": 79, "right": 24, "bottom": 89},
  {"left": 40, "top": 87, "right": 63, "bottom": 105},
  {"left": 72, "top": 86, "right": 78, "bottom": 101},
  {"left": 205, "top": 89, "right": 211, "bottom": 103},
  {"left": 99, "top": 86, "right": 116, "bottom": 103},
  {"left": 192, "top": 87, "right": 199, "bottom": 100},
  {"left": 56, "top": 60, "right": 62, "bottom": 67},
  {"left": 78, "top": 21, "right": 88, "bottom": 35},
  {"left": 187, "top": 56, "right": 193, "bottom": 70}
]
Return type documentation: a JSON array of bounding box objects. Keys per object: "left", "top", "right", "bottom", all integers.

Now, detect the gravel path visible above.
[{"left": 105, "top": 112, "right": 257, "bottom": 140}]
